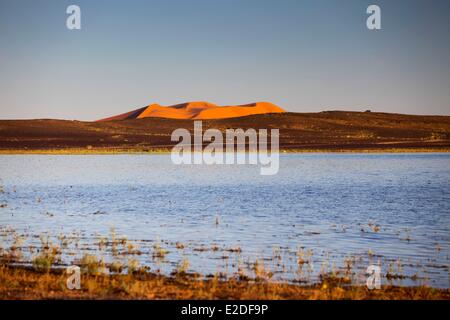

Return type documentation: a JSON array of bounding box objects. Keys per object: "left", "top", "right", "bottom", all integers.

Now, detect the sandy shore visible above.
[{"left": 1, "top": 147, "right": 449, "bottom": 155}]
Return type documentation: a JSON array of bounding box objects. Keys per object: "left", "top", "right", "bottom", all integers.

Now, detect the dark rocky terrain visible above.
[{"left": 1, "top": 111, "right": 449, "bottom": 152}]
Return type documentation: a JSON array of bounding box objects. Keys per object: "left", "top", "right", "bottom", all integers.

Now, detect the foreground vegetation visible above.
[
  {"left": 0, "top": 225, "right": 448, "bottom": 300},
  {"left": 0, "top": 265, "right": 448, "bottom": 300}
]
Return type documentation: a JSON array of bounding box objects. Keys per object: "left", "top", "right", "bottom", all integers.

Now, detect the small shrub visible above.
[
  {"left": 109, "top": 261, "right": 124, "bottom": 273},
  {"left": 127, "top": 259, "right": 140, "bottom": 274},
  {"left": 80, "top": 254, "right": 101, "bottom": 275},
  {"left": 32, "top": 253, "right": 54, "bottom": 272}
]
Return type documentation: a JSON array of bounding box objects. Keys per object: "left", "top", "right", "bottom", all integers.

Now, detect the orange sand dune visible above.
[{"left": 97, "top": 101, "right": 285, "bottom": 121}]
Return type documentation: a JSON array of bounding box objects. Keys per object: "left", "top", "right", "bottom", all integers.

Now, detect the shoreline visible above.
[
  {"left": 1, "top": 265, "right": 448, "bottom": 300},
  {"left": 1, "top": 147, "right": 450, "bottom": 155}
]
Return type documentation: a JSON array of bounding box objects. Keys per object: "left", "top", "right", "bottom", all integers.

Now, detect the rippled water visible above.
[{"left": 0, "top": 154, "right": 449, "bottom": 287}]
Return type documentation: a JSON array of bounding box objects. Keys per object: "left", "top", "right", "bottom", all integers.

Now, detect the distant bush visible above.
[
  {"left": 355, "top": 130, "right": 377, "bottom": 139},
  {"left": 430, "top": 132, "right": 446, "bottom": 140}
]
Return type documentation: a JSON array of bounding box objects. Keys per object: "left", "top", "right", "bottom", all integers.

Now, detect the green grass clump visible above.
[{"left": 32, "top": 253, "right": 55, "bottom": 272}]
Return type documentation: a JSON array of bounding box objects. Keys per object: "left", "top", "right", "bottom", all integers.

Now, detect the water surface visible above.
[{"left": 0, "top": 154, "right": 449, "bottom": 287}]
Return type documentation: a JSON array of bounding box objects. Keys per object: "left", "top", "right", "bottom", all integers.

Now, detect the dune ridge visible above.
[{"left": 97, "top": 101, "right": 285, "bottom": 121}]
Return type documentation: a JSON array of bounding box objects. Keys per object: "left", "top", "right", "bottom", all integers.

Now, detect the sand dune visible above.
[{"left": 97, "top": 101, "right": 285, "bottom": 121}]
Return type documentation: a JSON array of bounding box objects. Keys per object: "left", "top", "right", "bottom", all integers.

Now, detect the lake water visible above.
[{"left": 0, "top": 153, "right": 449, "bottom": 288}]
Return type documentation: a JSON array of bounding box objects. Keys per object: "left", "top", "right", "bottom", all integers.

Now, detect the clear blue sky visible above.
[{"left": 0, "top": 0, "right": 449, "bottom": 120}]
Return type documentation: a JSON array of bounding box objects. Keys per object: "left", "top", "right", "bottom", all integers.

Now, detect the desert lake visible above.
[{"left": 0, "top": 153, "right": 449, "bottom": 288}]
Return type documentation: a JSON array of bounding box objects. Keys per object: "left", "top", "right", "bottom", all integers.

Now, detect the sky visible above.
[{"left": 0, "top": 0, "right": 449, "bottom": 120}]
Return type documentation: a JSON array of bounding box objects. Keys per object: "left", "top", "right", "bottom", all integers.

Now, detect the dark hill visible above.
[{"left": 1, "top": 111, "right": 449, "bottom": 151}]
